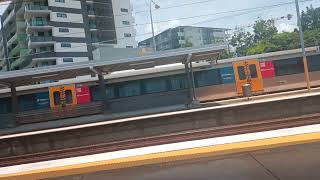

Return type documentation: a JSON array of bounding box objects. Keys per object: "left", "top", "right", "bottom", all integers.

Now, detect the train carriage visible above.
[{"left": 0, "top": 47, "right": 320, "bottom": 127}]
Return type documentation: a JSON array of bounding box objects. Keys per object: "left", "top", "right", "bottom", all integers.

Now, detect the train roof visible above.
[
  {"left": 0, "top": 46, "right": 225, "bottom": 87},
  {"left": 219, "top": 46, "right": 320, "bottom": 64}
]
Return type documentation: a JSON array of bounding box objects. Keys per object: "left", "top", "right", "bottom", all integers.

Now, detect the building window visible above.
[
  {"left": 124, "top": 33, "right": 131, "bottom": 37},
  {"left": 120, "top": 8, "right": 128, "bottom": 13},
  {"left": 61, "top": 43, "right": 71, "bottom": 47},
  {"left": 63, "top": 58, "right": 73, "bottom": 63},
  {"left": 55, "top": 0, "right": 65, "bottom": 3},
  {"left": 59, "top": 28, "right": 69, "bottom": 32},
  {"left": 57, "top": 13, "right": 67, "bottom": 18},
  {"left": 122, "top": 21, "right": 130, "bottom": 25},
  {"left": 126, "top": 46, "right": 133, "bottom": 48}
]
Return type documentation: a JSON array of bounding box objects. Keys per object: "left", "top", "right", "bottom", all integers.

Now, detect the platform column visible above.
[
  {"left": 184, "top": 63, "right": 193, "bottom": 105},
  {"left": 98, "top": 74, "right": 108, "bottom": 110},
  {"left": 10, "top": 83, "right": 18, "bottom": 127},
  {"left": 189, "top": 60, "right": 197, "bottom": 102}
]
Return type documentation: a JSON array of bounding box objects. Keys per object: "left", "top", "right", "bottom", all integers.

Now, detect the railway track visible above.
[{"left": 1, "top": 113, "right": 320, "bottom": 167}]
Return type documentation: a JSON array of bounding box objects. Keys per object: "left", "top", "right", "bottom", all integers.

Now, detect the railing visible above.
[
  {"left": 87, "top": 10, "right": 95, "bottom": 15},
  {"left": 16, "top": 20, "right": 26, "bottom": 29},
  {"left": 29, "top": 36, "right": 53, "bottom": 42},
  {"left": 17, "top": 33, "right": 28, "bottom": 42},
  {"left": 89, "top": 23, "right": 97, "bottom": 29},
  {"left": 27, "top": 20, "right": 50, "bottom": 26},
  {"left": 26, "top": 4, "right": 49, "bottom": 11}
]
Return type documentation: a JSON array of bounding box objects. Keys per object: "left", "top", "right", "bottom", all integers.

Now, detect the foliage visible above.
[
  {"left": 301, "top": 5, "right": 320, "bottom": 31},
  {"left": 182, "top": 39, "right": 193, "bottom": 48},
  {"left": 253, "top": 19, "right": 278, "bottom": 42},
  {"left": 218, "top": 49, "right": 234, "bottom": 59},
  {"left": 228, "top": 5, "right": 320, "bottom": 57},
  {"left": 246, "top": 41, "right": 279, "bottom": 55},
  {"left": 304, "top": 28, "right": 320, "bottom": 46},
  {"left": 230, "top": 28, "right": 254, "bottom": 56}
]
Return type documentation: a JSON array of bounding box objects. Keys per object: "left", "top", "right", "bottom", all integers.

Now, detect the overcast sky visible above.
[
  {"left": 132, "top": 0, "right": 320, "bottom": 41},
  {"left": 1, "top": 0, "right": 320, "bottom": 42}
]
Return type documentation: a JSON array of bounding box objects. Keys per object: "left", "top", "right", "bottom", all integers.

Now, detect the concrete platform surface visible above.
[
  {"left": 2, "top": 123, "right": 320, "bottom": 180},
  {"left": 51, "top": 141, "right": 320, "bottom": 180}
]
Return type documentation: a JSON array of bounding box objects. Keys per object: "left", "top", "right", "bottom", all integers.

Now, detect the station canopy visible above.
[{"left": 0, "top": 45, "right": 226, "bottom": 87}]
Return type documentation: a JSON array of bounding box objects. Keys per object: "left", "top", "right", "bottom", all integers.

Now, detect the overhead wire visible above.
[
  {"left": 3, "top": 0, "right": 313, "bottom": 39},
  {"left": 1, "top": 0, "right": 312, "bottom": 61}
]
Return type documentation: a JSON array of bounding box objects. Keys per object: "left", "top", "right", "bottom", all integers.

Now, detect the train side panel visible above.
[
  {"left": 49, "top": 85, "right": 77, "bottom": 108},
  {"left": 259, "top": 61, "right": 275, "bottom": 78},
  {"left": 76, "top": 85, "right": 91, "bottom": 104},
  {"left": 233, "top": 60, "right": 264, "bottom": 95},
  {"left": 220, "top": 66, "right": 235, "bottom": 84}
]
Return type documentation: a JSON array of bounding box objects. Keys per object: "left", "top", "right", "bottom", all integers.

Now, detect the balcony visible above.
[
  {"left": 7, "top": 33, "right": 17, "bottom": 46},
  {"left": 89, "top": 23, "right": 97, "bottom": 30},
  {"left": 26, "top": 20, "right": 52, "bottom": 33},
  {"left": 16, "top": 20, "right": 26, "bottom": 29},
  {"left": 25, "top": 5, "right": 50, "bottom": 19},
  {"left": 31, "top": 51, "right": 56, "bottom": 61},
  {"left": 18, "top": 33, "right": 28, "bottom": 42},
  {"left": 28, "top": 36, "right": 54, "bottom": 48},
  {"left": 3, "top": 10, "right": 15, "bottom": 26}
]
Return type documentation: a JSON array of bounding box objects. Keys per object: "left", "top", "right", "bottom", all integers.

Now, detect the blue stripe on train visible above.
[{"left": 220, "top": 66, "right": 235, "bottom": 84}]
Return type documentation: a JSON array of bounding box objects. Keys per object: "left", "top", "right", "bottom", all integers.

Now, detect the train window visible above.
[
  {"left": 195, "top": 69, "right": 221, "bottom": 87},
  {"left": 143, "top": 77, "right": 167, "bottom": 93},
  {"left": 53, "top": 91, "right": 61, "bottom": 105},
  {"left": 65, "top": 90, "right": 73, "bottom": 104},
  {"left": 249, "top": 64, "right": 258, "bottom": 78},
  {"left": 274, "top": 58, "right": 304, "bottom": 76},
  {"left": 237, "top": 66, "right": 246, "bottom": 80},
  {"left": 118, "top": 81, "right": 141, "bottom": 97},
  {"left": 170, "top": 75, "right": 187, "bottom": 90},
  {"left": 308, "top": 55, "right": 320, "bottom": 72},
  {"left": 0, "top": 98, "right": 10, "bottom": 114},
  {"left": 19, "top": 94, "right": 36, "bottom": 111},
  {"left": 106, "top": 85, "right": 116, "bottom": 99}
]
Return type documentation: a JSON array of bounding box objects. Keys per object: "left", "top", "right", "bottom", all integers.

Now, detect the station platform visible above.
[
  {"left": 1, "top": 123, "right": 320, "bottom": 180},
  {"left": 1, "top": 87, "right": 320, "bottom": 139}
]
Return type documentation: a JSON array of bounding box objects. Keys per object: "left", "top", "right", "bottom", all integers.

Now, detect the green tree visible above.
[
  {"left": 301, "top": 5, "right": 320, "bottom": 31},
  {"left": 246, "top": 41, "right": 279, "bottom": 55},
  {"left": 304, "top": 28, "right": 320, "bottom": 46},
  {"left": 253, "top": 19, "right": 278, "bottom": 42},
  {"left": 182, "top": 39, "right": 193, "bottom": 48},
  {"left": 230, "top": 28, "right": 254, "bottom": 56},
  {"left": 218, "top": 49, "right": 234, "bottom": 59}
]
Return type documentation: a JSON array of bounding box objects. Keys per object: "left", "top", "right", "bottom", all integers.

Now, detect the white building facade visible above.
[
  {"left": 112, "top": 0, "right": 137, "bottom": 48},
  {"left": 1, "top": 0, "right": 137, "bottom": 70}
]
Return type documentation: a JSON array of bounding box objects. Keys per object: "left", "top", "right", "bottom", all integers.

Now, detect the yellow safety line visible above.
[{"left": 2, "top": 132, "right": 320, "bottom": 180}]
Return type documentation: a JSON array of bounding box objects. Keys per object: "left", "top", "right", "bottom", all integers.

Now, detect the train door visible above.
[
  {"left": 233, "top": 60, "right": 264, "bottom": 96},
  {"left": 49, "top": 85, "right": 77, "bottom": 109}
]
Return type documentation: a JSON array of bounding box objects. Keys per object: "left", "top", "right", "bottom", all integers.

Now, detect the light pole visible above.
[
  {"left": 295, "top": 0, "right": 311, "bottom": 91},
  {"left": 149, "top": 0, "right": 160, "bottom": 52}
]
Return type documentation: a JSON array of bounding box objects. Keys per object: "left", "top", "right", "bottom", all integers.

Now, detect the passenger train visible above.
[{"left": 0, "top": 46, "right": 320, "bottom": 126}]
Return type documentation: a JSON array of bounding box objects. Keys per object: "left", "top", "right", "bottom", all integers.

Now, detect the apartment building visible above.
[
  {"left": 112, "top": 0, "right": 137, "bottom": 48},
  {"left": 0, "top": 0, "right": 136, "bottom": 71},
  {"left": 139, "top": 26, "right": 230, "bottom": 51}
]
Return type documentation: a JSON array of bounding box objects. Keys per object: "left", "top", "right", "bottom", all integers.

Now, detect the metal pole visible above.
[
  {"left": 184, "top": 63, "right": 193, "bottom": 104},
  {"left": 0, "top": 15, "right": 10, "bottom": 71},
  {"left": 150, "top": 1, "right": 157, "bottom": 52},
  {"left": 295, "top": 0, "right": 311, "bottom": 91},
  {"left": 189, "top": 61, "right": 197, "bottom": 101},
  {"left": 98, "top": 74, "right": 108, "bottom": 110}
]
